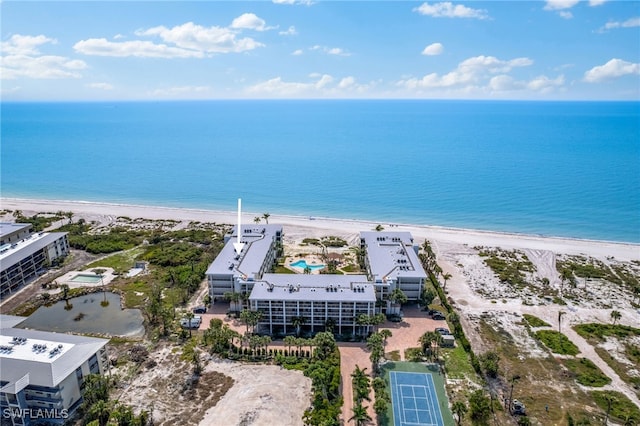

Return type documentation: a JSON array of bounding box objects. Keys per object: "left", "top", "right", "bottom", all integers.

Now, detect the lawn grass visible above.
[
  {"left": 593, "top": 347, "right": 640, "bottom": 398},
  {"left": 273, "top": 265, "right": 296, "bottom": 274},
  {"left": 523, "top": 314, "right": 551, "bottom": 328},
  {"left": 386, "top": 350, "right": 401, "bottom": 361},
  {"left": 591, "top": 390, "right": 640, "bottom": 423},
  {"left": 562, "top": 357, "right": 611, "bottom": 387},
  {"left": 574, "top": 323, "right": 640, "bottom": 341},
  {"left": 441, "top": 344, "right": 478, "bottom": 381},
  {"left": 477, "top": 320, "right": 596, "bottom": 424},
  {"left": 115, "top": 279, "right": 152, "bottom": 308},
  {"left": 535, "top": 330, "right": 580, "bottom": 355},
  {"left": 87, "top": 246, "right": 145, "bottom": 274},
  {"left": 341, "top": 264, "right": 361, "bottom": 273}
]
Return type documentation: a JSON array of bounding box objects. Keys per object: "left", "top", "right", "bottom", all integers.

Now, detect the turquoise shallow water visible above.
[{"left": 2, "top": 100, "right": 639, "bottom": 242}]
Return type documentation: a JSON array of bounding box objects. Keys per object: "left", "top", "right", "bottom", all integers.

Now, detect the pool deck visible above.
[
  {"left": 54, "top": 267, "right": 117, "bottom": 289},
  {"left": 287, "top": 255, "right": 326, "bottom": 274}
]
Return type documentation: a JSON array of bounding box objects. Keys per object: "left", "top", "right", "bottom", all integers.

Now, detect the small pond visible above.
[{"left": 17, "top": 292, "right": 145, "bottom": 337}]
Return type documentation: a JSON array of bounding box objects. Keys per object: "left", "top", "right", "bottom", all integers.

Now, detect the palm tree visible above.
[
  {"left": 349, "top": 402, "right": 372, "bottom": 426},
  {"left": 284, "top": 335, "right": 296, "bottom": 354},
  {"left": 603, "top": 393, "right": 617, "bottom": 425},
  {"left": 558, "top": 310, "right": 566, "bottom": 333},
  {"left": 291, "top": 316, "right": 307, "bottom": 337},
  {"left": 388, "top": 288, "right": 408, "bottom": 306},
  {"left": 379, "top": 329, "right": 392, "bottom": 346},
  {"left": 351, "top": 365, "right": 371, "bottom": 402},
  {"left": 253, "top": 216, "right": 261, "bottom": 224},
  {"left": 88, "top": 399, "right": 112, "bottom": 426},
  {"left": 610, "top": 310, "right": 622, "bottom": 325},
  {"left": 61, "top": 283, "right": 70, "bottom": 300},
  {"left": 224, "top": 291, "right": 241, "bottom": 312},
  {"left": 262, "top": 213, "right": 270, "bottom": 224},
  {"left": 185, "top": 311, "right": 194, "bottom": 338},
  {"left": 560, "top": 268, "right": 571, "bottom": 297},
  {"left": 441, "top": 272, "right": 452, "bottom": 291},
  {"left": 452, "top": 400, "right": 467, "bottom": 426}
]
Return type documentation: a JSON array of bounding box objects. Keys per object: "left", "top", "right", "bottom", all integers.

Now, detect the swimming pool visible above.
[
  {"left": 290, "top": 260, "right": 325, "bottom": 271},
  {"left": 69, "top": 273, "right": 104, "bottom": 284}
]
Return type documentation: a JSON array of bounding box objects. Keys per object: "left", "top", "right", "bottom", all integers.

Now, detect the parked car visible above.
[
  {"left": 435, "top": 327, "right": 450, "bottom": 335},
  {"left": 432, "top": 311, "right": 446, "bottom": 320},
  {"left": 192, "top": 306, "right": 206, "bottom": 314},
  {"left": 386, "top": 314, "right": 403, "bottom": 323},
  {"left": 180, "top": 315, "right": 202, "bottom": 329}
]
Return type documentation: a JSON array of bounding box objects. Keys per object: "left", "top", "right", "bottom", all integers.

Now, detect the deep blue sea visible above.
[{"left": 2, "top": 100, "right": 639, "bottom": 243}]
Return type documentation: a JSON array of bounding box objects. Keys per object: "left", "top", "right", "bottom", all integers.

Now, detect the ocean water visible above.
[{"left": 1, "top": 100, "right": 639, "bottom": 243}]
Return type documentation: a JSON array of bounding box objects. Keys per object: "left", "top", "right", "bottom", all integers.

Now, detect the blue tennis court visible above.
[{"left": 390, "top": 371, "right": 444, "bottom": 426}]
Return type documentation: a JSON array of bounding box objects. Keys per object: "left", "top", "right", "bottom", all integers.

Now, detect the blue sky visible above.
[{"left": 2, "top": 1, "right": 639, "bottom": 100}]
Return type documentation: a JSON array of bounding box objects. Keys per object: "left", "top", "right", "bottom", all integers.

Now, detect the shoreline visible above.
[{"left": 2, "top": 197, "right": 638, "bottom": 261}]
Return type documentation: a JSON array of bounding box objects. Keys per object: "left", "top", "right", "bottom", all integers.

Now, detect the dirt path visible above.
[{"left": 439, "top": 246, "right": 640, "bottom": 408}]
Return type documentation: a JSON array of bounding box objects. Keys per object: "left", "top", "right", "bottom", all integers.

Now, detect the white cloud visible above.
[
  {"left": 139, "top": 22, "right": 264, "bottom": 54},
  {"left": 148, "top": 85, "right": 212, "bottom": 98},
  {"left": 1, "top": 34, "right": 87, "bottom": 80},
  {"left": 598, "top": 17, "right": 640, "bottom": 32},
  {"left": 487, "top": 74, "right": 565, "bottom": 93},
  {"left": 558, "top": 11, "right": 573, "bottom": 19},
  {"left": 583, "top": 58, "right": 640, "bottom": 82},
  {"left": 74, "top": 38, "right": 204, "bottom": 58},
  {"left": 230, "top": 13, "right": 273, "bottom": 31},
  {"left": 310, "top": 45, "right": 351, "bottom": 56},
  {"left": 589, "top": 0, "right": 606, "bottom": 5},
  {"left": 279, "top": 26, "right": 298, "bottom": 36},
  {"left": 527, "top": 74, "right": 565, "bottom": 91},
  {"left": 414, "top": 2, "right": 489, "bottom": 19},
  {"left": 338, "top": 76, "right": 355, "bottom": 89},
  {"left": 87, "top": 82, "right": 114, "bottom": 90},
  {"left": 77, "top": 20, "right": 266, "bottom": 58},
  {"left": 246, "top": 74, "right": 371, "bottom": 97},
  {"left": 544, "top": 0, "right": 579, "bottom": 10},
  {"left": 422, "top": 42, "right": 443, "bottom": 56},
  {"left": 114, "top": 34, "right": 125, "bottom": 40},
  {"left": 398, "top": 55, "right": 533, "bottom": 89},
  {"left": 272, "top": 0, "right": 314, "bottom": 5},
  {"left": 1, "top": 34, "right": 56, "bottom": 55},
  {"left": 489, "top": 75, "right": 518, "bottom": 91},
  {"left": 292, "top": 49, "right": 304, "bottom": 56}
]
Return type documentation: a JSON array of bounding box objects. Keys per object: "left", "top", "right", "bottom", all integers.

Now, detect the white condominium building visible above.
[
  {"left": 0, "top": 315, "right": 109, "bottom": 426},
  {"left": 360, "top": 231, "right": 427, "bottom": 301},
  {"left": 0, "top": 224, "right": 70, "bottom": 300},
  {"left": 206, "top": 225, "right": 427, "bottom": 336},
  {"left": 249, "top": 274, "right": 375, "bottom": 336}
]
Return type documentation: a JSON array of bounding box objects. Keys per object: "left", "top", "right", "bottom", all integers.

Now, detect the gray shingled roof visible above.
[{"left": 360, "top": 231, "right": 427, "bottom": 281}]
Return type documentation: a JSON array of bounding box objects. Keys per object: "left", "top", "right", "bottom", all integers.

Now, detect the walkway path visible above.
[{"left": 440, "top": 255, "right": 640, "bottom": 408}]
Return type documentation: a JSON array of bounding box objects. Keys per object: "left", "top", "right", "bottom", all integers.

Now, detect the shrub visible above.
[
  {"left": 535, "top": 330, "right": 580, "bottom": 355},
  {"left": 563, "top": 358, "right": 611, "bottom": 387},
  {"left": 523, "top": 314, "right": 550, "bottom": 328}
]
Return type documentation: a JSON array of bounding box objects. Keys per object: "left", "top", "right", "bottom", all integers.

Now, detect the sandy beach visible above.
[
  {"left": 2, "top": 197, "right": 638, "bottom": 261},
  {"left": 3, "top": 196, "right": 640, "bottom": 418}
]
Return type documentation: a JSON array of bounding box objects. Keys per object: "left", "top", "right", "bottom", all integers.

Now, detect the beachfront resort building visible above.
[
  {"left": 360, "top": 231, "right": 427, "bottom": 301},
  {"left": 206, "top": 225, "right": 427, "bottom": 336},
  {"left": 0, "top": 224, "right": 70, "bottom": 300},
  {"left": 206, "top": 224, "right": 283, "bottom": 299},
  {"left": 0, "top": 315, "right": 109, "bottom": 425}
]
